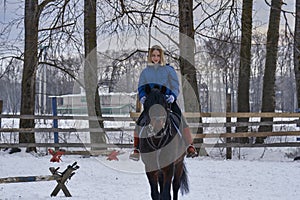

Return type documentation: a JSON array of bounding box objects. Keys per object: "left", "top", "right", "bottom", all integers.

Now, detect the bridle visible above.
[{"left": 145, "top": 104, "right": 172, "bottom": 151}]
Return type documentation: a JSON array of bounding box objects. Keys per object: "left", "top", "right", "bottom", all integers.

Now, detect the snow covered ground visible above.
[
  {"left": 1, "top": 116, "right": 300, "bottom": 199},
  {"left": 1, "top": 148, "right": 300, "bottom": 200}
]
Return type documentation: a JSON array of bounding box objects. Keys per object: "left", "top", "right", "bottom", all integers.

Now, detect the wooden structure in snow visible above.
[{"left": 0, "top": 162, "right": 79, "bottom": 197}]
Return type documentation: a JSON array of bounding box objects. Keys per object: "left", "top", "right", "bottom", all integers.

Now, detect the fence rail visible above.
[
  {"left": 1, "top": 112, "right": 300, "bottom": 150},
  {"left": 0, "top": 143, "right": 132, "bottom": 148},
  {"left": 130, "top": 112, "right": 300, "bottom": 118},
  {"left": 1, "top": 142, "right": 300, "bottom": 149}
]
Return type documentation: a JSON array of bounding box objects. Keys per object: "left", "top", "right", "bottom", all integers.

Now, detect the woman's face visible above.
[{"left": 151, "top": 50, "right": 161, "bottom": 64}]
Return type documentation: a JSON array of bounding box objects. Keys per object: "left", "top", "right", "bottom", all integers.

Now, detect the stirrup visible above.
[
  {"left": 186, "top": 145, "right": 198, "bottom": 158},
  {"left": 129, "top": 149, "right": 140, "bottom": 161}
]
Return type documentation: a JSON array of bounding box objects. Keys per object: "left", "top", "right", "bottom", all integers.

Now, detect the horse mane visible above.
[{"left": 143, "top": 87, "right": 167, "bottom": 113}]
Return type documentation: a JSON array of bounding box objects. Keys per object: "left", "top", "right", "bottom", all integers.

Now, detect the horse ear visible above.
[
  {"left": 161, "top": 86, "right": 166, "bottom": 94},
  {"left": 145, "top": 84, "right": 151, "bottom": 95}
]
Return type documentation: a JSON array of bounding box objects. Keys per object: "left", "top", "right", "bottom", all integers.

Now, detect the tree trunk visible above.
[
  {"left": 19, "top": 0, "right": 39, "bottom": 152},
  {"left": 178, "top": 0, "right": 207, "bottom": 156},
  {"left": 257, "top": 0, "right": 283, "bottom": 143},
  {"left": 294, "top": 0, "right": 300, "bottom": 109},
  {"left": 84, "top": 0, "right": 106, "bottom": 148},
  {"left": 236, "top": 0, "right": 253, "bottom": 143}
]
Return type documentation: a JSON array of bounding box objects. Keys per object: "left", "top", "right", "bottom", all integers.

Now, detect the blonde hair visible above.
[{"left": 147, "top": 45, "right": 166, "bottom": 66}]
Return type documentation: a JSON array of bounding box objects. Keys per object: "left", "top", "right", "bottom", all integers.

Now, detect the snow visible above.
[
  {"left": 1, "top": 116, "right": 300, "bottom": 199},
  {"left": 1, "top": 148, "right": 300, "bottom": 200}
]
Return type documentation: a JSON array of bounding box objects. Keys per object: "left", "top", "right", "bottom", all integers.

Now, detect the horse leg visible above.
[
  {"left": 158, "top": 172, "right": 164, "bottom": 199},
  {"left": 161, "top": 165, "right": 174, "bottom": 200},
  {"left": 172, "top": 161, "right": 183, "bottom": 200},
  {"left": 146, "top": 171, "right": 160, "bottom": 200},
  {"left": 173, "top": 159, "right": 189, "bottom": 200}
]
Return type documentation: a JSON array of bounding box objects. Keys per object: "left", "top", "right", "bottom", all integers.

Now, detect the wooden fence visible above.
[
  {"left": 1, "top": 112, "right": 300, "bottom": 150},
  {"left": 2, "top": 96, "right": 300, "bottom": 159},
  {"left": 0, "top": 114, "right": 135, "bottom": 150}
]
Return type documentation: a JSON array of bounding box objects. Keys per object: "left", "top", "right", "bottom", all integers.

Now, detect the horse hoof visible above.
[
  {"left": 186, "top": 152, "right": 198, "bottom": 158},
  {"left": 129, "top": 154, "right": 140, "bottom": 161},
  {"left": 130, "top": 157, "right": 140, "bottom": 161}
]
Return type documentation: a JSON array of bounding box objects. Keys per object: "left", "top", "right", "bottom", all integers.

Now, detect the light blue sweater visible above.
[{"left": 138, "top": 64, "right": 179, "bottom": 100}]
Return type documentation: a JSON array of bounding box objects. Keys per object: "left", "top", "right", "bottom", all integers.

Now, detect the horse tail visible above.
[{"left": 180, "top": 162, "right": 189, "bottom": 195}]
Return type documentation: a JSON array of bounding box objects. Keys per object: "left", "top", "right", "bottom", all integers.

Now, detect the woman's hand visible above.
[
  {"left": 140, "top": 96, "right": 146, "bottom": 104},
  {"left": 166, "top": 95, "right": 175, "bottom": 103}
]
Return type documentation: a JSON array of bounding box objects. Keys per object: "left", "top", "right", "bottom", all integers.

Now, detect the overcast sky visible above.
[
  {"left": 254, "top": 0, "right": 295, "bottom": 32},
  {"left": 0, "top": 1, "right": 296, "bottom": 40}
]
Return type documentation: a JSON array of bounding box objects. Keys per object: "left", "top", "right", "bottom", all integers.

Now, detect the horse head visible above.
[{"left": 143, "top": 86, "right": 170, "bottom": 136}]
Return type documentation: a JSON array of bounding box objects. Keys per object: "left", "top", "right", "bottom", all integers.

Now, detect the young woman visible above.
[{"left": 130, "top": 45, "right": 197, "bottom": 161}]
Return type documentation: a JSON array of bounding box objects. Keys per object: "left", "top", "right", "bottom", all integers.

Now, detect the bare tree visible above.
[
  {"left": 19, "top": 0, "right": 82, "bottom": 152},
  {"left": 257, "top": 0, "right": 283, "bottom": 144},
  {"left": 294, "top": 0, "right": 300, "bottom": 110},
  {"left": 250, "top": 33, "right": 266, "bottom": 112},
  {"left": 19, "top": 0, "right": 55, "bottom": 152},
  {"left": 84, "top": 0, "right": 106, "bottom": 147},
  {"left": 178, "top": 0, "right": 199, "bottom": 111},
  {"left": 277, "top": 33, "right": 294, "bottom": 112},
  {"left": 236, "top": 0, "right": 253, "bottom": 143},
  {"left": 178, "top": 0, "right": 209, "bottom": 156}
]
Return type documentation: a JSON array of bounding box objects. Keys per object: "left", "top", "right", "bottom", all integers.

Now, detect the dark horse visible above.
[{"left": 136, "top": 87, "right": 189, "bottom": 200}]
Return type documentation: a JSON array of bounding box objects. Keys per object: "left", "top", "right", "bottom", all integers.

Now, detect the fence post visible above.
[
  {"left": 51, "top": 97, "right": 59, "bottom": 148},
  {"left": 226, "top": 94, "right": 232, "bottom": 159}
]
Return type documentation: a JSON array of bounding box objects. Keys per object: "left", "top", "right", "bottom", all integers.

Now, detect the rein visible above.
[{"left": 146, "top": 104, "right": 172, "bottom": 151}]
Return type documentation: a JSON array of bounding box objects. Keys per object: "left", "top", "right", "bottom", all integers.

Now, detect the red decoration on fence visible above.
[
  {"left": 106, "top": 150, "right": 119, "bottom": 161},
  {"left": 48, "top": 149, "right": 65, "bottom": 162}
]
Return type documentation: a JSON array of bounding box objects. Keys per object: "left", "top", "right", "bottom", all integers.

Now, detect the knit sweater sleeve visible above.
[
  {"left": 167, "top": 65, "right": 179, "bottom": 98},
  {"left": 137, "top": 69, "right": 147, "bottom": 100}
]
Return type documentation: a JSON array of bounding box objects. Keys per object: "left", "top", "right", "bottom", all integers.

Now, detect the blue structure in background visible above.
[{"left": 51, "top": 97, "right": 59, "bottom": 144}]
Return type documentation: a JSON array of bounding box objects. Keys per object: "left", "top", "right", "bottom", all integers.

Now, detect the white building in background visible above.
[{"left": 52, "top": 92, "right": 137, "bottom": 115}]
